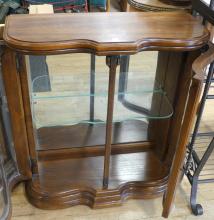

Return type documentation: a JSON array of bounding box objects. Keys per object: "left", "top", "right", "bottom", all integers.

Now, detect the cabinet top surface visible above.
[{"left": 4, "top": 12, "right": 209, "bottom": 55}]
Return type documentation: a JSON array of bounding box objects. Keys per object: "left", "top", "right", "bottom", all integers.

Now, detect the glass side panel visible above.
[
  {"left": 26, "top": 54, "right": 108, "bottom": 150},
  {"left": 26, "top": 52, "right": 173, "bottom": 150}
]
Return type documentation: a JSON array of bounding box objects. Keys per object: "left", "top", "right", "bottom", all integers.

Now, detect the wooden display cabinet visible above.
[{"left": 0, "top": 11, "right": 213, "bottom": 219}]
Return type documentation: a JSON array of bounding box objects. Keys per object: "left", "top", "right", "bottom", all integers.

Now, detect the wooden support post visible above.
[
  {"left": 1, "top": 48, "right": 32, "bottom": 178},
  {"left": 162, "top": 77, "right": 204, "bottom": 217},
  {"left": 103, "top": 55, "right": 119, "bottom": 189},
  {"left": 17, "top": 54, "right": 39, "bottom": 174}
]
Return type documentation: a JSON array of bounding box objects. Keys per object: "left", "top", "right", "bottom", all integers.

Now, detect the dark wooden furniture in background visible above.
[
  {"left": 0, "top": 12, "right": 213, "bottom": 219},
  {"left": 120, "top": 0, "right": 190, "bottom": 12}
]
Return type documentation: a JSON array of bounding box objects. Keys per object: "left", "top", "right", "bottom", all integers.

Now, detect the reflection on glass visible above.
[
  {"left": 26, "top": 52, "right": 173, "bottom": 150},
  {"left": 201, "top": 0, "right": 211, "bottom": 6}
]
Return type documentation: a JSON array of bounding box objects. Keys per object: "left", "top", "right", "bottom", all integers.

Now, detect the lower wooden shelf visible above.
[
  {"left": 36, "top": 120, "right": 153, "bottom": 160},
  {"left": 25, "top": 150, "right": 169, "bottom": 209}
]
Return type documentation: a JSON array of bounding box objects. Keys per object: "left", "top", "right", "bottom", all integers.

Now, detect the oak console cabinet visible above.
[{"left": 0, "top": 12, "right": 213, "bottom": 219}]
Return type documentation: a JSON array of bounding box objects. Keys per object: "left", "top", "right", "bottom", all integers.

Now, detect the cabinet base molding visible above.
[
  {"left": 25, "top": 151, "right": 169, "bottom": 209},
  {"left": 25, "top": 178, "right": 168, "bottom": 209}
]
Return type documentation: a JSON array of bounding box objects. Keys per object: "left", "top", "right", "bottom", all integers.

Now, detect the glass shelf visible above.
[
  {"left": 31, "top": 75, "right": 173, "bottom": 128},
  {"left": 32, "top": 74, "right": 163, "bottom": 99}
]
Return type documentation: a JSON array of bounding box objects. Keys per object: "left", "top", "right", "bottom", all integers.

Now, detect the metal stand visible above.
[
  {"left": 90, "top": 54, "right": 96, "bottom": 122},
  {"left": 0, "top": 156, "right": 11, "bottom": 220},
  {"left": 118, "top": 55, "right": 150, "bottom": 115},
  {"left": 89, "top": 55, "right": 151, "bottom": 123},
  {"left": 184, "top": 62, "right": 214, "bottom": 216}
]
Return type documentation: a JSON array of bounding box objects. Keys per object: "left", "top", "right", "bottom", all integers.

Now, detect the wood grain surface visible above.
[
  {"left": 25, "top": 151, "right": 168, "bottom": 209},
  {"left": 1, "top": 9, "right": 211, "bottom": 217},
  {"left": 3, "top": 12, "right": 209, "bottom": 55}
]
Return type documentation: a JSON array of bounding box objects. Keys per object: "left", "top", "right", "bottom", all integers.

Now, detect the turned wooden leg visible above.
[{"left": 103, "top": 55, "right": 119, "bottom": 189}]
